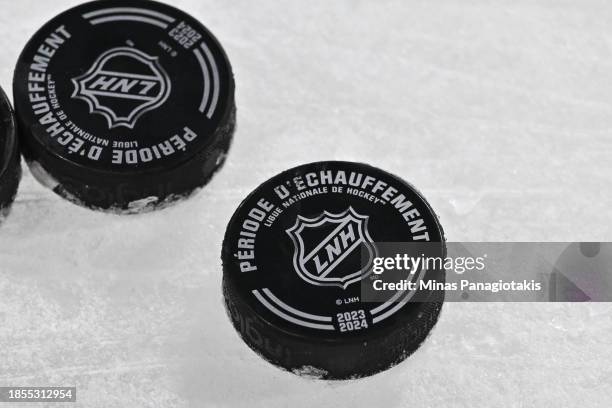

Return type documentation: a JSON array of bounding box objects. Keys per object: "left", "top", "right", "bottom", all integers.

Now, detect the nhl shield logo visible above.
[
  {"left": 71, "top": 47, "right": 171, "bottom": 129},
  {"left": 286, "top": 207, "right": 378, "bottom": 289}
]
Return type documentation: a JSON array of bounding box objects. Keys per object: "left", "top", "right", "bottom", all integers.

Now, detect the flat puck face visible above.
[
  {"left": 14, "top": 0, "right": 233, "bottom": 172},
  {"left": 223, "top": 161, "right": 445, "bottom": 350}
]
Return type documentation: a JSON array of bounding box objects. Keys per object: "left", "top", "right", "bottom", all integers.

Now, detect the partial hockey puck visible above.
[
  {"left": 0, "top": 86, "right": 21, "bottom": 221},
  {"left": 222, "top": 161, "right": 445, "bottom": 379},
  {"left": 13, "top": 0, "right": 235, "bottom": 213}
]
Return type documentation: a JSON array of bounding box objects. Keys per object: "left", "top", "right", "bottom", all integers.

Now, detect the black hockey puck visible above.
[
  {"left": 0, "top": 86, "right": 21, "bottom": 221},
  {"left": 222, "top": 161, "right": 445, "bottom": 379},
  {"left": 13, "top": 0, "right": 235, "bottom": 213}
]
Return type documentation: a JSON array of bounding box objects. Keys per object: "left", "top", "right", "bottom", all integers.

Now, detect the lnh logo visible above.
[
  {"left": 71, "top": 47, "right": 171, "bottom": 129},
  {"left": 311, "top": 221, "right": 358, "bottom": 275},
  {"left": 286, "top": 207, "right": 378, "bottom": 289},
  {"left": 85, "top": 74, "right": 159, "bottom": 97}
]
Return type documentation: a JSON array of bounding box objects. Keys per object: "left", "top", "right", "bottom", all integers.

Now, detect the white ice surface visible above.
[{"left": 1, "top": 0, "right": 612, "bottom": 407}]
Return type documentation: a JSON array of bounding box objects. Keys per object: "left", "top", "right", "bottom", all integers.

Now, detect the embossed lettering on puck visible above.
[
  {"left": 0, "top": 86, "right": 22, "bottom": 221},
  {"left": 222, "top": 161, "right": 445, "bottom": 379},
  {"left": 13, "top": 0, "right": 235, "bottom": 213}
]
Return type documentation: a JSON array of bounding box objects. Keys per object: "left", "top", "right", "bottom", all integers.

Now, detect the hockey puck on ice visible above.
[
  {"left": 0, "top": 86, "right": 21, "bottom": 221},
  {"left": 222, "top": 161, "right": 445, "bottom": 379},
  {"left": 13, "top": 0, "right": 235, "bottom": 213}
]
